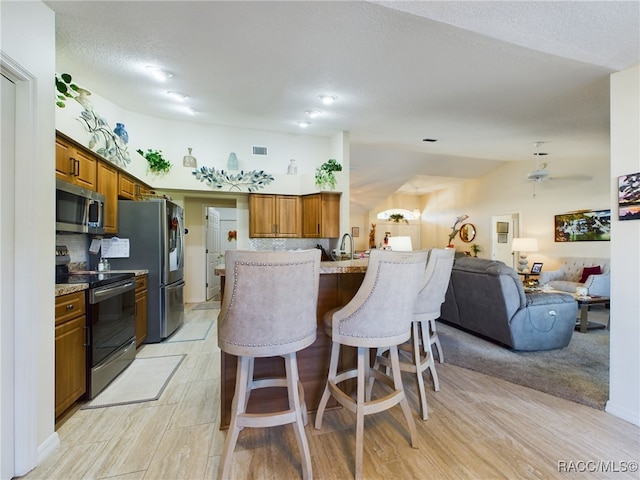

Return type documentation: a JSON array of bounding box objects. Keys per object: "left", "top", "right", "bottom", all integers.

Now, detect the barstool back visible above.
[{"left": 218, "top": 249, "right": 321, "bottom": 357}]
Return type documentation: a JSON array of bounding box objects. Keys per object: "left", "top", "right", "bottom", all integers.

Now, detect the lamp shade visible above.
[
  {"left": 511, "top": 237, "right": 538, "bottom": 252},
  {"left": 387, "top": 236, "right": 413, "bottom": 251}
]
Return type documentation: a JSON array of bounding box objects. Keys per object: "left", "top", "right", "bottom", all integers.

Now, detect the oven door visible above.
[{"left": 89, "top": 278, "right": 136, "bottom": 367}]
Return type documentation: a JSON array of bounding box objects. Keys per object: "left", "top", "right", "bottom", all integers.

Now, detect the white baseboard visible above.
[
  {"left": 605, "top": 400, "right": 640, "bottom": 426},
  {"left": 37, "top": 431, "right": 60, "bottom": 465}
]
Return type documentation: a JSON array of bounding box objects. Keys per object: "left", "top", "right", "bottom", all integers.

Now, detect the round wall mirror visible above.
[{"left": 459, "top": 223, "right": 476, "bottom": 242}]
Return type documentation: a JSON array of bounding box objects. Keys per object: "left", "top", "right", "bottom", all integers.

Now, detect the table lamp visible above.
[{"left": 511, "top": 237, "right": 538, "bottom": 272}]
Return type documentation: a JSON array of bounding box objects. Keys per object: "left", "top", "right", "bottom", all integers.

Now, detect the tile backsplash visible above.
[
  {"left": 56, "top": 233, "right": 89, "bottom": 270},
  {"left": 249, "top": 238, "right": 330, "bottom": 251}
]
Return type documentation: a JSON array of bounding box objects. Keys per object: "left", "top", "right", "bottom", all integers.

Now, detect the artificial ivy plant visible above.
[
  {"left": 315, "top": 158, "right": 343, "bottom": 190},
  {"left": 137, "top": 148, "right": 172, "bottom": 174}
]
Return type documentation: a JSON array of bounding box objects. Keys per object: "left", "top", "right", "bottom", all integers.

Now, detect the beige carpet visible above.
[
  {"left": 82, "top": 354, "right": 185, "bottom": 409},
  {"left": 165, "top": 321, "right": 214, "bottom": 343},
  {"left": 436, "top": 308, "right": 609, "bottom": 409}
]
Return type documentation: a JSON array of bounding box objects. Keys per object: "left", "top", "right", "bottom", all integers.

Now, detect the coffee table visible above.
[{"left": 575, "top": 295, "right": 610, "bottom": 333}]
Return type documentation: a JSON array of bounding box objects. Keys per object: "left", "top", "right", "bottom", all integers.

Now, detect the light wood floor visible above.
[{"left": 22, "top": 302, "right": 639, "bottom": 480}]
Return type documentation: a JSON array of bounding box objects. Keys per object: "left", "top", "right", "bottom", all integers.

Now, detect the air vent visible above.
[{"left": 252, "top": 146, "right": 268, "bottom": 156}]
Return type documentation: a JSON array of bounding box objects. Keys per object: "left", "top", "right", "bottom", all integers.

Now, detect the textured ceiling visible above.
[{"left": 46, "top": 1, "right": 640, "bottom": 213}]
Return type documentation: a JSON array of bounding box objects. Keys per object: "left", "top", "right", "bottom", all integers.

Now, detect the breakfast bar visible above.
[{"left": 216, "top": 258, "right": 368, "bottom": 429}]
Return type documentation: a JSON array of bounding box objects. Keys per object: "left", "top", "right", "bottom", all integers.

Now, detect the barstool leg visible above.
[
  {"left": 284, "top": 352, "right": 312, "bottom": 480},
  {"left": 428, "top": 318, "right": 444, "bottom": 363},
  {"left": 412, "top": 322, "right": 428, "bottom": 420},
  {"left": 218, "top": 356, "right": 250, "bottom": 480},
  {"left": 420, "top": 321, "right": 440, "bottom": 391},
  {"left": 355, "top": 346, "right": 367, "bottom": 480},
  {"left": 389, "top": 345, "right": 419, "bottom": 449},
  {"left": 315, "top": 341, "right": 341, "bottom": 430}
]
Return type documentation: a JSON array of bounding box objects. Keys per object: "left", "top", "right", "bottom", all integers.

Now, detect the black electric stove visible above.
[{"left": 55, "top": 271, "right": 135, "bottom": 288}]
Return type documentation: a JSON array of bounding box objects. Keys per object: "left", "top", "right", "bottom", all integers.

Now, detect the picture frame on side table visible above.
[{"left": 531, "top": 262, "right": 543, "bottom": 274}]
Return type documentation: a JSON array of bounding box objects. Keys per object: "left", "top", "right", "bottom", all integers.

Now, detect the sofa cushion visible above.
[{"left": 579, "top": 265, "right": 602, "bottom": 283}]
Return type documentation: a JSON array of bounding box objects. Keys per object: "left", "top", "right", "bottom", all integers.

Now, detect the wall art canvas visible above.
[
  {"left": 618, "top": 172, "right": 640, "bottom": 221},
  {"left": 554, "top": 210, "right": 611, "bottom": 242}
]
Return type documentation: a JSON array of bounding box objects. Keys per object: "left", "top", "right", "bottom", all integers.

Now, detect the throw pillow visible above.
[{"left": 579, "top": 265, "right": 602, "bottom": 283}]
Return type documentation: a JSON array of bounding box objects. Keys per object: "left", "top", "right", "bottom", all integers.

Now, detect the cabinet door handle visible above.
[
  {"left": 66, "top": 304, "right": 74, "bottom": 311},
  {"left": 317, "top": 223, "right": 320, "bottom": 234},
  {"left": 84, "top": 326, "right": 90, "bottom": 347},
  {"left": 70, "top": 158, "right": 80, "bottom": 176}
]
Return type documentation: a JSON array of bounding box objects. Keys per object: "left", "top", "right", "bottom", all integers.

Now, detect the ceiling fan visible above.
[
  {"left": 527, "top": 141, "right": 550, "bottom": 183},
  {"left": 525, "top": 141, "right": 592, "bottom": 197}
]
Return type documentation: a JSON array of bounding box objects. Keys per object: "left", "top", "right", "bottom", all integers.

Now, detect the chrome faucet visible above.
[{"left": 340, "top": 232, "right": 354, "bottom": 260}]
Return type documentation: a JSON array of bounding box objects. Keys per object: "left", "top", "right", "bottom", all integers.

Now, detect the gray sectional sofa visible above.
[{"left": 440, "top": 257, "right": 578, "bottom": 351}]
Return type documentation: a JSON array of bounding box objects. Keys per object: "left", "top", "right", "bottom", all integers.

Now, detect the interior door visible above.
[
  {"left": 206, "top": 207, "right": 220, "bottom": 300},
  {"left": 491, "top": 213, "right": 520, "bottom": 268}
]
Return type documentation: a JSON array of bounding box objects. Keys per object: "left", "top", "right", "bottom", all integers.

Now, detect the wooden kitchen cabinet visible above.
[
  {"left": 301, "top": 192, "right": 341, "bottom": 238},
  {"left": 97, "top": 160, "right": 118, "bottom": 233},
  {"left": 135, "top": 275, "right": 148, "bottom": 347},
  {"left": 118, "top": 172, "right": 151, "bottom": 200},
  {"left": 56, "top": 135, "right": 97, "bottom": 191},
  {"left": 55, "top": 291, "right": 87, "bottom": 419},
  {"left": 249, "top": 194, "right": 301, "bottom": 238}
]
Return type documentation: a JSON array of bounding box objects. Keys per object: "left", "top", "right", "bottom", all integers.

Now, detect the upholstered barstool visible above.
[
  {"left": 217, "top": 249, "right": 321, "bottom": 480},
  {"left": 314, "top": 249, "right": 428, "bottom": 480},
  {"left": 373, "top": 248, "right": 454, "bottom": 420}
]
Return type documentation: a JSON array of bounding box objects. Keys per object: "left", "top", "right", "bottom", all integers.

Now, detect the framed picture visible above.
[
  {"left": 554, "top": 210, "right": 611, "bottom": 242},
  {"left": 618, "top": 172, "right": 640, "bottom": 221},
  {"left": 497, "top": 233, "right": 508, "bottom": 243},
  {"left": 351, "top": 226, "right": 359, "bottom": 238},
  {"left": 531, "top": 262, "right": 543, "bottom": 274},
  {"left": 496, "top": 222, "right": 509, "bottom": 234}
]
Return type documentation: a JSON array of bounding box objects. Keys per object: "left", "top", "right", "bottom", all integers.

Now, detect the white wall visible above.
[
  {"left": 607, "top": 64, "right": 640, "bottom": 425},
  {"left": 55, "top": 85, "right": 347, "bottom": 195},
  {"left": 418, "top": 155, "right": 610, "bottom": 267},
  {"left": 1, "top": 1, "right": 57, "bottom": 476}
]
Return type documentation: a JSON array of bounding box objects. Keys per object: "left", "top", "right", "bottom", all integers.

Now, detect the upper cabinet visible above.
[
  {"left": 97, "top": 161, "right": 118, "bottom": 234},
  {"left": 301, "top": 192, "right": 341, "bottom": 238},
  {"left": 118, "top": 172, "right": 151, "bottom": 200},
  {"left": 56, "top": 135, "right": 97, "bottom": 191},
  {"left": 249, "top": 194, "right": 301, "bottom": 238}
]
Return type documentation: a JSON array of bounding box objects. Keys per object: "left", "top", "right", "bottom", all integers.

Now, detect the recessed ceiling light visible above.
[
  {"left": 318, "top": 95, "right": 336, "bottom": 105},
  {"left": 297, "top": 121, "right": 310, "bottom": 128},
  {"left": 305, "top": 110, "right": 322, "bottom": 118},
  {"left": 167, "top": 91, "right": 189, "bottom": 101},
  {"left": 145, "top": 66, "right": 173, "bottom": 81}
]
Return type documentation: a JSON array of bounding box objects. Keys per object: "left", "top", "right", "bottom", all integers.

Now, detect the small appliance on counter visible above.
[{"left": 56, "top": 245, "right": 136, "bottom": 399}]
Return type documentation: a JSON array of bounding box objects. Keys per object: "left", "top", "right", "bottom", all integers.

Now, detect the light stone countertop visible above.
[
  {"left": 214, "top": 259, "right": 369, "bottom": 276},
  {"left": 55, "top": 269, "right": 149, "bottom": 297}
]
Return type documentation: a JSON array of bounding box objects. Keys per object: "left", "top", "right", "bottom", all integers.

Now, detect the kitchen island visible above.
[{"left": 216, "top": 258, "right": 368, "bottom": 429}]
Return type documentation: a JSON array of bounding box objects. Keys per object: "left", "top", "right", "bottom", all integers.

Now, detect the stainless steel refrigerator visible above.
[{"left": 110, "top": 198, "right": 185, "bottom": 343}]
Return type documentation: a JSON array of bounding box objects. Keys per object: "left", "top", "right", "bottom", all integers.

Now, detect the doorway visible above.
[
  {"left": 491, "top": 213, "right": 520, "bottom": 269},
  {"left": 205, "top": 207, "right": 220, "bottom": 300}
]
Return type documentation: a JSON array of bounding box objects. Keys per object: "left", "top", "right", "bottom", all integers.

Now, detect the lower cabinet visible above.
[
  {"left": 55, "top": 291, "right": 87, "bottom": 419},
  {"left": 135, "top": 275, "right": 148, "bottom": 347}
]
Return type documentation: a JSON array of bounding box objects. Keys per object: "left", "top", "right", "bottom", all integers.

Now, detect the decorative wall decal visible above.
[
  {"left": 193, "top": 166, "right": 274, "bottom": 192},
  {"left": 56, "top": 73, "right": 131, "bottom": 166}
]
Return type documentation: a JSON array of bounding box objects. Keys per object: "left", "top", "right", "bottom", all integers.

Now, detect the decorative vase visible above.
[
  {"left": 183, "top": 147, "right": 197, "bottom": 168},
  {"left": 113, "top": 123, "right": 128, "bottom": 144},
  {"left": 287, "top": 159, "right": 298, "bottom": 175},
  {"left": 227, "top": 152, "right": 239, "bottom": 171}
]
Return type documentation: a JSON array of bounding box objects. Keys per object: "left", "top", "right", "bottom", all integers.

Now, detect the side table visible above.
[{"left": 575, "top": 295, "right": 610, "bottom": 333}]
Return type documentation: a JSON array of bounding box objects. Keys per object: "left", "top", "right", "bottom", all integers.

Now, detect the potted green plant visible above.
[
  {"left": 137, "top": 148, "right": 172, "bottom": 174},
  {"left": 388, "top": 213, "right": 408, "bottom": 224},
  {"left": 471, "top": 243, "right": 481, "bottom": 257},
  {"left": 315, "top": 158, "right": 342, "bottom": 190}
]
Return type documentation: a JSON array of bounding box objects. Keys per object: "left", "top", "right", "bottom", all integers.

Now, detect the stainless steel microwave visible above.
[{"left": 56, "top": 179, "right": 105, "bottom": 234}]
